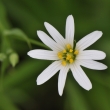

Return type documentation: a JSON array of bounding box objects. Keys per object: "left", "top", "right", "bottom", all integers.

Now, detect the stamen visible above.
[
  {"left": 58, "top": 55, "right": 62, "bottom": 59},
  {"left": 69, "top": 59, "right": 74, "bottom": 63},
  {"left": 57, "top": 52, "right": 63, "bottom": 59},
  {"left": 74, "top": 50, "right": 79, "bottom": 55},
  {"left": 66, "top": 44, "right": 71, "bottom": 49},
  {"left": 57, "top": 52, "right": 62, "bottom": 56},
  {"left": 63, "top": 49, "right": 66, "bottom": 53},
  {"left": 69, "top": 49, "right": 73, "bottom": 52},
  {"left": 66, "top": 54, "right": 72, "bottom": 60},
  {"left": 57, "top": 44, "right": 78, "bottom": 66},
  {"left": 66, "top": 57, "right": 70, "bottom": 60},
  {"left": 67, "top": 54, "right": 71, "bottom": 58},
  {"left": 62, "top": 61, "right": 66, "bottom": 66}
]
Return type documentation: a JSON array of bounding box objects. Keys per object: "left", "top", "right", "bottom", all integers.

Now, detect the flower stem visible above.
[
  {"left": 0, "top": 65, "right": 4, "bottom": 91},
  {"left": 29, "top": 38, "right": 49, "bottom": 49},
  {"left": 0, "top": 61, "right": 5, "bottom": 92}
]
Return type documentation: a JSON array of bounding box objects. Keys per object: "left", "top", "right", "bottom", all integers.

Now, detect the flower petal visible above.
[
  {"left": 65, "top": 15, "right": 74, "bottom": 47},
  {"left": 37, "top": 31, "right": 64, "bottom": 51},
  {"left": 76, "top": 31, "right": 102, "bottom": 50},
  {"left": 78, "top": 59, "right": 107, "bottom": 70},
  {"left": 58, "top": 65, "right": 69, "bottom": 96},
  {"left": 27, "top": 49, "right": 59, "bottom": 60},
  {"left": 37, "top": 61, "right": 62, "bottom": 85},
  {"left": 44, "top": 22, "right": 66, "bottom": 47},
  {"left": 76, "top": 50, "right": 106, "bottom": 60},
  {"left": 70, "top": 63, "right": 92, "bottom": 90}
]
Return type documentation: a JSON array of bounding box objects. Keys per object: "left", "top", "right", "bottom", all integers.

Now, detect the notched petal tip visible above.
[
  {"left": 67, "top": 14, "right": 73, "bottom": 18},
  {"left": 44, "top": 22, "right": 48, "bottom": 26},
  {"left": 58, "top": 87, "right": 63, "bottom": 96},
  {"left": 37, "top": 30, "right": 40, "bottom": 33},
  {"left": 95, "top": 30, "right": 103, "bottom": 37},
  {"left": 97, "top": 63, "right": 108, "bottom": 70},
  {"left": 37, "top": 30, "right": 43, "bottom": 35},
  {"left": 95, "top": 30, "right": 103, "bottom": 34},
  {"left": 103, "top": 65, "right": 108, "bottom": 70},
  {"left": 86, "top": 85, "right": 92, "bottom": 91},
  {"left": 66, "top": 15, "right": 74, "bottom": 23},
  {"left": 102, "top": 52, "right": 106, "bottom": 59},
  {"left": 59, "top": 92, "right": 63, "bottom": 96},
  {"left": 27, "top": 51, "right": 32, "bottom": 57},
  {"left": 83, "top": 82, "right": 92, "bottom": 91},
  {"left": 81, "top": 81, "right": 92, "bottom": 91},
  {"left": 36, "top": 79, "right": 41, "bottom": 85},
  {"left": 27, "top": 50, "right": 37, "bottom": 59},
  {"left": 37, "top": 30, "right": 42, "bottom": 37},
  {"left": 37, "top": 76, "right": 45, "bottom": 85},
  {"left": 37, "top": 30, "right": 41, "bottom": 32}
]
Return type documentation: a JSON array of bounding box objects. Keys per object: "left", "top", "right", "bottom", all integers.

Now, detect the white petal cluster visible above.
[{"left": 27, "top": 15, "right": 107, "bottom": 96}]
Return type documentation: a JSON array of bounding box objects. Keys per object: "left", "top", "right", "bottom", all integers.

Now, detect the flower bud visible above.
[{"left": 9, "top": 53, "right": 19, "bottom": 67}]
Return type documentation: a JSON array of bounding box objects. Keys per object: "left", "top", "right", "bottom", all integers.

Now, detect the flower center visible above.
[{"left": 57, "top": 44, "right": 79, "bottom": 66}]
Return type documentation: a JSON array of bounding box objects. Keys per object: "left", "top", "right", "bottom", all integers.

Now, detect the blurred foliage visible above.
[{"left": 0, "top": 0, "right": 110, "bottom": 110}]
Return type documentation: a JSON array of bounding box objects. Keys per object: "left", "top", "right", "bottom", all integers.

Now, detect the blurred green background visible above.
[{"left": 0, "top": 0, "right": 109, "bottom": 110}]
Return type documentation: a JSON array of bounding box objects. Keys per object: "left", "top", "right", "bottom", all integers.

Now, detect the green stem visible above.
[
  {"left": 0, "top": 22, "right": 5, "bottom": 34},
  {"left": 0, "top": 61, "right": 5, "bottom": 92},
  {"left": 0, "top": 59, "right": 9, "bottom": 92},
  {"left": 0, "top": 32, "right": 10, "bottom": 92},
  {"left": 0, "top": 66, "right": 3, "bottom": 91},
  {"left": 29, "top": 38, "right": 49, "bottom": 49}
]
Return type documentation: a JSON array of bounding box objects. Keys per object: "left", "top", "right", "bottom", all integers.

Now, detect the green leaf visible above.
[
  {"left": 65, "top": 76, "right": 90, "bottom": 110},
  {"left": 7, "top": 88, "right": 35, "bottom": 104},
  {"left": 6, "top": 88, "right": 39, "bottom": 110},
  {"left": 0, "top": 1, "right": 11, "bottom": 32},
  {"left": 87, "top": 81, "right": 110, "bottom": 110},
  {"left": 3, "top": 29, "right": 32, "bottom": 49},
  {"left": 3, "top": 59, "right": 51, "bottom": 89},
  {"left": 0, "top": 59, "right": 10, "bottom": 91},
  {"left": 0, "top": 92, "right": 19, "bottom": 110},
  {"left": 86, "top": 69, "right": 110, "bottom": 88},
  {"left": 1, "top": 0, "right": 42, "bottom": 37},
  {"left": 3, "top": 29, "right": 48, "bottom": 49}
]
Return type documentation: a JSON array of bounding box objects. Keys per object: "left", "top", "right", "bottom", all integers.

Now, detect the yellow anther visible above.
[
  {"left": 61, "top": 61, "right": 66, "bottom": 66},
  {"left": 66, "top": 54, "right": 71, "bottom": 60},
  {"left": 58, "top": 55, "right": 62, "bottom": 59},
  {"left": 74, "top": 50, "right": 79, "bottom": 55},
  {"left": 63, "top": 49, "right": 66, "bottom": 53},
  {"left": 67, "top": 54, "right": 71, "bottom": 58},
  {"left": 66, "top": 57, "right": 70, "bottom": 60},
  {"left": 69, "top": 49, "right": 73, "bottom": 52},
  {"left": 69, "top": 59, "right": 74, "bottom": 63},
  {"left": 66, "top": 44, "right": 71, "bottom": 49},
  {"left": 58, "top": 52, "right": 62, "bottom": 56},
  {"left": 57, "top": 52, "right": 63, "bottom": 59}
]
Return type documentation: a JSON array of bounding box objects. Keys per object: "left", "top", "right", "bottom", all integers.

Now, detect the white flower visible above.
[{"left": 27, "top": 15, "right": 107, "bottom": 96}]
